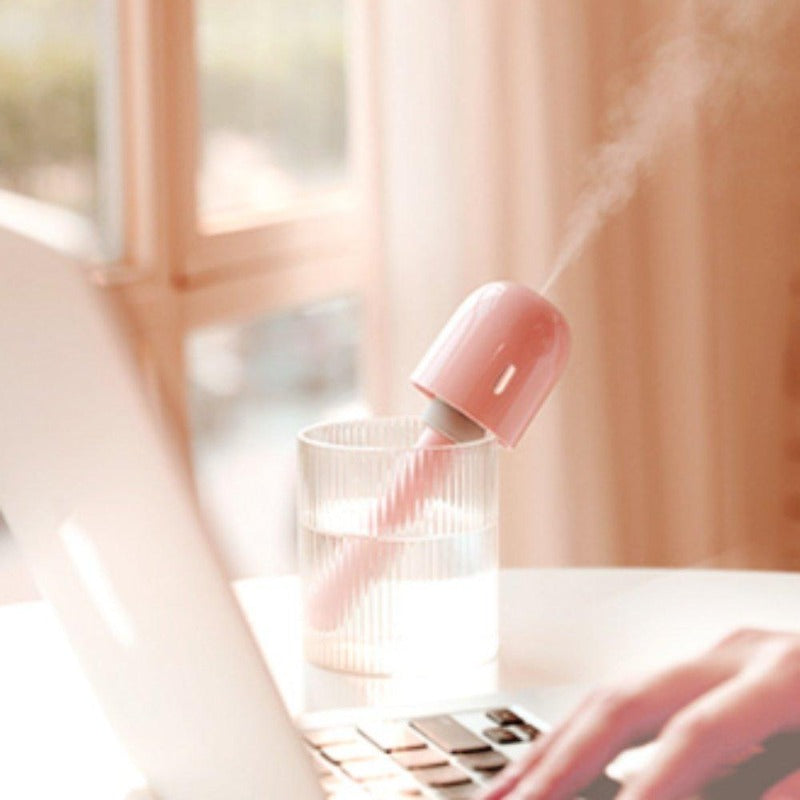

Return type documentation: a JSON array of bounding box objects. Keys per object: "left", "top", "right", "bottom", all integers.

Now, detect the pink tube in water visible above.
[
  {"left": 306, "top": 282, "right": 571, "bottom": 631},
  {"left": 305, "top": 425, "right": 455, "bottom": 631}
]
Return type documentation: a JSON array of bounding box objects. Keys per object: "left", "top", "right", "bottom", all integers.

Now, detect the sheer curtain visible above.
[{"left": 376, "top": 0, "right": 800, "bottom": 569}]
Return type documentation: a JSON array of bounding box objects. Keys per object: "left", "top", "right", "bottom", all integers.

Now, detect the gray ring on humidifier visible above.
[{"left": 422, "top": 397, "right": 485, "bottom": 443}]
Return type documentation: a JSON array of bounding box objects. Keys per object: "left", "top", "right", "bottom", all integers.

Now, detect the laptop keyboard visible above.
[{"left": 302, "top": 706, "right": 619, "bottom": 800}]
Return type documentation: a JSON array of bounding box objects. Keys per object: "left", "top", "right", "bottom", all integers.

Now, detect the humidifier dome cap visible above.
[{"left": 411, "top": 281, "right": 570, "bottom": 448}]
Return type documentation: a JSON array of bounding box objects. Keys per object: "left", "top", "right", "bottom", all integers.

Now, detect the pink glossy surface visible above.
[{"left": 412, "top": 282, "right": 571, "bottom": 447}]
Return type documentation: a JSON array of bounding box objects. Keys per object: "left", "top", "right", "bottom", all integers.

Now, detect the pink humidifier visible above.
[{"left": 306, "top": 282, "right": 571, "bottom": 630}]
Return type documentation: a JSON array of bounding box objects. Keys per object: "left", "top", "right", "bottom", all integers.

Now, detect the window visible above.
[
  {"left": 187, "top": 296, "right": 364, "bottom": 576},
  {"left": 0, "top": 0, "right": 122, "bottom": 258},
  {"left": 197, "top": 0, "right": 350, "bottom": 224},
  {"left": 0, "top": 1, "right": 379, "bottom": 580}
]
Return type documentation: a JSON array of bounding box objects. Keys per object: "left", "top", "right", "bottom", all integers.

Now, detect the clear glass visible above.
[
  {"left": 298, "top": 417, "right": 499, "bottom": 676},
  {"left": 186, "top": 296, "right": 363, "bottom": 578},
  {"left": 0, "top": 0, "right": 121, "bottom": 258},
  {"left": 196, "top": 0, "right": 350, "bottom": 223}
]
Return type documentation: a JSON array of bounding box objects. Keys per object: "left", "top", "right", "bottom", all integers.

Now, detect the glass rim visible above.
[{"left": 297, "top": 415, "right": 495, "bottom": 453}]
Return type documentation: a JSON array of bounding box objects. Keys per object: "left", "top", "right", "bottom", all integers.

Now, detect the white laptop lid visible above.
[{"left": 0, "top": 230, "right": 322, "bottom": 800}]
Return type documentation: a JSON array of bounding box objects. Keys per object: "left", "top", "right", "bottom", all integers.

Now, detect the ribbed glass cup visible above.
[{"left": 298, "top": 416, "right": 498, "bottom": 676}]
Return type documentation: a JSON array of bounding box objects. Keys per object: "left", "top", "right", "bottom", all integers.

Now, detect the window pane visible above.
[
  {"left": 197, "top": 0, "right": 350, "bottom": 224},
  {"left": 0, "top": 0, "right": 120, "bottom": 258},
  {"left": 186, "top": 296, "right": 363, "bottom": 577}
]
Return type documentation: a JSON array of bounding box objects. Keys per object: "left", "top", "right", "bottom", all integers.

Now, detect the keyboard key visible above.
[
  {"left": 323, "top": 779, "right": 371, "bottom": 799},
  {"left": 311, "top": 752, "right": 335, "bottom": 775},
  {"left": 414, "top": 765, "right": 473, "bottom": 788},
  {"left": 483, "top": 727, "right": 521, "bottom": 745},
  {"left": 358, "top": 721, "right": 427, "bottom": 752},
  {"left": 305, "top": 727, "right": 359, "bottom": 749},
  {"left": 341, "top": 758, "right": 398, "bottom": 782},
  {"left": 457, "top": 750, "right": 509, "bottom": 773},
  {"left": 362, "top": 776, "right": 423, "bottom": 797},
  {"left": 435, "top": 787, "right": 479, "bottom": 800},
  {"left": 321, "top": 774, "right": 346, "bottom": 793},
  {"left": 392, "top": 746, "right": 449, "bottom": 770},
  {"left": 322, "top": 741, "right": 379, "bottom": 765},
  {"left": 328, "top": 790, "right": 370, "bottom": 800},
  {"left": 486, "top": 708, "right": 524, "bottom": 726},
  {"left": 581, "top": 774, "right": 622, "bottom": 800},
  {"left": 514, "top": 723, "right": 541, "bottom": 742},
  {"left": 411, "top": 716, "right": 491, "bottom": 754}
]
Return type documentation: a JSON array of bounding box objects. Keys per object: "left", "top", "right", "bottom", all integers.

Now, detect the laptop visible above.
[{"left": 0, "top": 230, "right": 617, "bottom": 799}]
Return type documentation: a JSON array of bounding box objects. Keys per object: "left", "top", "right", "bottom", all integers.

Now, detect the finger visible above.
[
  {"left": 762, "top": 767, "right": 800, "bottom": 800},
  {"left": 502, "top": 658, "right": 732, "bottom": 800},
  {"left": 480, "top": 691, "right": 608, "bottom": 800},
  {"left": 478, "top": 737, "right": 549, "bottom": 800},
  {"left": 618, "top": 666, "right": 794, "bottom": 800},
  {"left": 484, "top": 693, "right": 625, "bottom": 800}
]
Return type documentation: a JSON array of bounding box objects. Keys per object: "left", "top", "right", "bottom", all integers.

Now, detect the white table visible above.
[{"left": 2, "top": 568, "right": 799, "bottom": 799}]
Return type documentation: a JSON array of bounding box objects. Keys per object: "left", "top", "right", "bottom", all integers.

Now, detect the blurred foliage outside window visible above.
[
  {"left": 197, "top": 0, "right": 350, "bottom": 221},
  {"left": 0, "top": 0, "right": 350, "bottom": 229},
  {"left": 0, "top": 0, "right": 99, "bottom": 219}
]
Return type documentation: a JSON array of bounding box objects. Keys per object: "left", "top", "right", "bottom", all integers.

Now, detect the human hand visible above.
[{"left": 482, "top": 629, "right": 800, "bottom": 800}]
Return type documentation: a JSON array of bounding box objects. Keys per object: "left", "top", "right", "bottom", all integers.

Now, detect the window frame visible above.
[
  {"left": 108, "top": 0, "right": 386, "bottom": 427},
  {"left": 116, "top": 0, "right": 372, "bottom": 289}
]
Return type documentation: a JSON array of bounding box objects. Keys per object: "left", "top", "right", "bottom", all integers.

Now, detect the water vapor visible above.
[{"left": 540, "top": 0, "right": 800, "bottom": 295}]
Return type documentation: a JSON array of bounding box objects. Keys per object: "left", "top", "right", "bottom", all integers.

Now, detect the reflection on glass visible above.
[
  {"left": 197, "top": 0, "right": 350, "bottom": 222},
  {"left": 0, "top": 0, "right": 116, "bottom": 250},
  {"left": 186, "top": 296, "right": 364, "bottom": 577}
]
